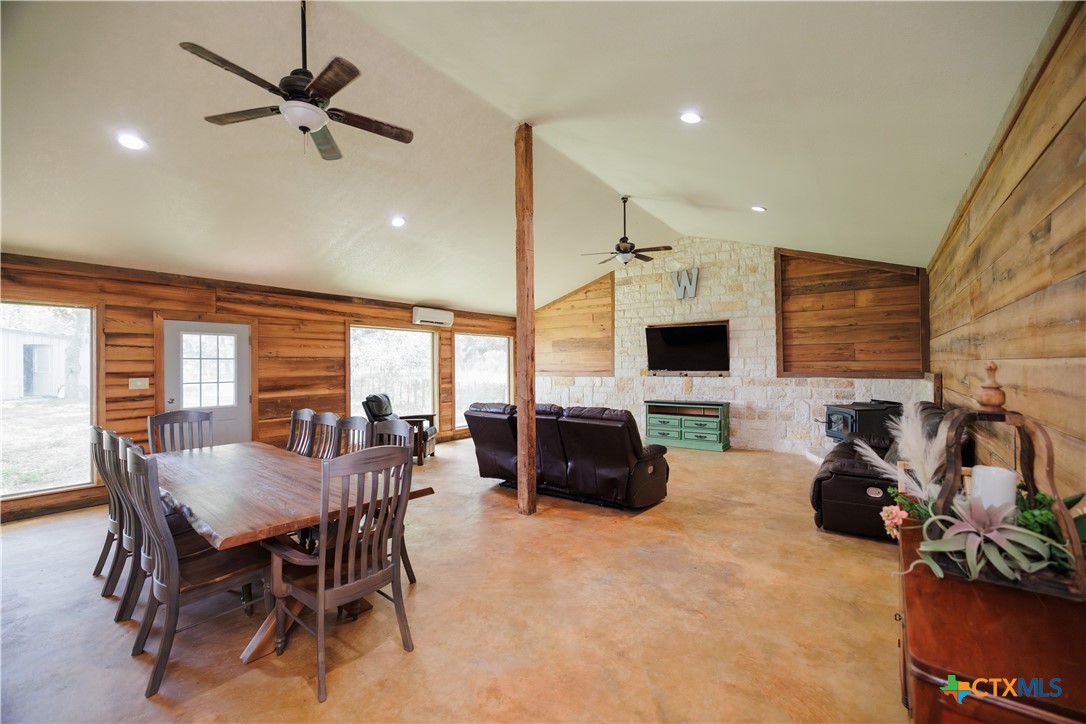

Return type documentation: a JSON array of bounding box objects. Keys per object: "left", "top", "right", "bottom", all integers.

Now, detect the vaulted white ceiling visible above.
[{"left": 0, "top": 2, "right": 1057, "bottom": 315}]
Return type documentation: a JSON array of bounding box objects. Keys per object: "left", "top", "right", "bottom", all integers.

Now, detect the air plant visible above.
[{"left": 911, "top": 497, "right": 1071, "bottom": 581}]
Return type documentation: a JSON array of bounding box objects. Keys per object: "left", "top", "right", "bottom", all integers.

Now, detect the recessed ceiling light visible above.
[
  {"left": 116, "top": 132, "right": 148, "bottom": 151},
  {"left": 390, "top": 215, "right": 406, "bottom": 227},
  {"left": 680, "top": 111, "right": 702, "bottom": 124},
  {"left": 751, "top": 205, "right": 767, "bottom": 213}
]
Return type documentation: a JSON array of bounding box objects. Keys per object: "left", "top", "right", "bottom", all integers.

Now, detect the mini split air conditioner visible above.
[{"left": 412, "top": 306, "right": 454, "bottom": 327}]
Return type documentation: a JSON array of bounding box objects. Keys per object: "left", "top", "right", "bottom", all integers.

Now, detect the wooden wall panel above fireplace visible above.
[{"left": 774, "top": 248, "right": 928, "bottom": 379}]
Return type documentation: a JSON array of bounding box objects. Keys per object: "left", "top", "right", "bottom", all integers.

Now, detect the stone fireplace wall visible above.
[{"left": 536, "top": 235, "right": 932, "bottom": 454}]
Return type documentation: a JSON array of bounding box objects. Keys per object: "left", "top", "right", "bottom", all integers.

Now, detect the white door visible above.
[{"left": 163, "top": 320, "right": 252, "bottom": 445}]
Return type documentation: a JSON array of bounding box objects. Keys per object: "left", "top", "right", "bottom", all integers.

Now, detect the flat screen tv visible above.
[{"left": 645, "top": 322, "right": 729, "bottom": 374}]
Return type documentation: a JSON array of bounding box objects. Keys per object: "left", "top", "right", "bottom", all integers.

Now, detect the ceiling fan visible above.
[
  {"left": 180, "top": 1, "right": 413, "bottom": 161},
  {"left": 582, "top": 196, "right": 673, "bottom": 265}
]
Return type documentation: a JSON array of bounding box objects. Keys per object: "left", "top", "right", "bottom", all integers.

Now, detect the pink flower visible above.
[{"left": 880, "top": 504, "right": 908, "bottom": 539}]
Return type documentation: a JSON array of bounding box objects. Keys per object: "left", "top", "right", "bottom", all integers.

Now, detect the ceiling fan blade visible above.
[
  {"left": 598, "top": 256, "right": 616, "bottom": 265},
  {"left": 327, "top": 109, "right": 414, "bottom": 144},
  {"left": 581, "top": 252, "right": 616, "bottom": 256},
  {"left": 180, "top": 43, "right": 287, "bottom": 98},
  {"left": 306, "top": 57, "right": 360, "bottom": 101},
  {"left": 309, "top": 126, "right": 342, "bottom": 161},
  {"left": 634, "top": 253, "right": 654, "bottom": 262},
  {"left": 633, "top": 246, "right": 673, "bottom": 253},
  {"left": 204, "top": 106, "right": 281, "bottom": 125}
]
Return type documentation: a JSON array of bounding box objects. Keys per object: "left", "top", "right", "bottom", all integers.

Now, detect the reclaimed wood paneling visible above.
[
  {"left": 776, "top": 249, "right": 925, "bottom": 378},
  {"left": 1, "top": 253, "right": 515, "bottom": 476},
  {"left": 928, "top": 6, "right": 1086, "bottom": 498},
  {"left": 536, "top": 273, "right": 614, "bottom": 376}
]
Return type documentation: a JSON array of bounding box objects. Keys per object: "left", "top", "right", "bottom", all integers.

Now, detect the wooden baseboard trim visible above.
[{"left": 1, "top": 485, "right": 107, "bottom": 523}]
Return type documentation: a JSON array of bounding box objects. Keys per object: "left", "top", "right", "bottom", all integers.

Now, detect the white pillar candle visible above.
[{"left": 970, "top": 465, "right": 1019, "bottom": 511}]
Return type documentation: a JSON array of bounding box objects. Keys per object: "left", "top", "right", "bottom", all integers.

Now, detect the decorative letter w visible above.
[{"left": 671, "top": 268, "right": 699, "bottom": 299}]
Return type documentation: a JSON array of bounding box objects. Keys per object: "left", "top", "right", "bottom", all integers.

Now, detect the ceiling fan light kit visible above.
[
  {"left": 180, "top": 0, "right": 413, "bottom": 160},
  {"left": 279, "top": 100, "right": 329, "bottom": 133}
]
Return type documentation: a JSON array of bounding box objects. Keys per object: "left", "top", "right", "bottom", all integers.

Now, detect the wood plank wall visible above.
[
  {"left": 776, "top": 249, "right": 927, "bottom": 378},
  {"left": 926, "top": 6, "right": 1085, "bottom": 497},
  {"left": 1, "top": 254, "right": 515, "bottom": 454},
  {"left": 536, "top": 273, "right": 614, "bottom": 376}
]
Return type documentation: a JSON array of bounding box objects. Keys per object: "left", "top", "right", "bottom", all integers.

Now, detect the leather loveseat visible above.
[
  {"left": 463, "top": 402, "right": 668, "bottom": 509},
  {"left": 809, "top": 401, "right": 970, "bottom": 539}
]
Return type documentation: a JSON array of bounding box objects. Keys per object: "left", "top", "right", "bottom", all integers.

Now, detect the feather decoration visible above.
[
  {"left": 884, "top": 401, "right": 948, "bottom": 501},
  {"left": 853, "top": 438, "right": 929, "bottom": 500}
]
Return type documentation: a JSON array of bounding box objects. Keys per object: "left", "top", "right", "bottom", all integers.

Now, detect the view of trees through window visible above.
[
  {"left": 455, "top": 334, "right": 511, "bottom": 427},
  {"left": 349, "top": 327, "right": 435, "bottom": 417},
  {"left": 1, "top": 302, "right": 93, "bottom": 497}
]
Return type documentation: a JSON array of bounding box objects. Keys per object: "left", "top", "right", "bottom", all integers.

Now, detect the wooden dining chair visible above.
[
  {"left": 368, "top": 419, "right": 418, "bottom": 585},
  {"left": 91, "top": 426, "right": 126, "bottom": 594},
  {"left": 286, "top": 408, "right": 316, "bottom": 456},
  {"left": 309, "top": 412, "right": 341, "bottom": 460},
  {"left": 104, "top": 431, "right": 214, "bottom": 623},
  {"left": 125, "top": 447, "right": 270, "bottom": 698},
  {"left": 262, "top": 445, "right": 415, "bottom": 702},
  {"left": 147, "top": 410, "right": 213, "bottom": 453},
  {"left": 336, "top": 416, "right": 370, "bottom": 455}
]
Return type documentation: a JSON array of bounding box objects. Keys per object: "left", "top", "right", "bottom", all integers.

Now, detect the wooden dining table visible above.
[{"left": 154, "top": 441, "right": 434, "bottom": 662}]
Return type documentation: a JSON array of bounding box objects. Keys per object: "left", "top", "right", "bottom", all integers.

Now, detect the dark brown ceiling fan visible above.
[
  {"left": 180, "top": 1, "right": 413, "bottom": 160},
  {"left": 582, "top": 196, "right": 673, "bottom": 264}
]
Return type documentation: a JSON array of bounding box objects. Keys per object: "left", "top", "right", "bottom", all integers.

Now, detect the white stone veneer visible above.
[{"left": 534, "top": 236, "right": 932, "bottom": 454}]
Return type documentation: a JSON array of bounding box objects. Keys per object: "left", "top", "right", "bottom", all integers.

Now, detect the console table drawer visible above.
[
  {"left": 647, "top": 414, "right": 682, "bottom": 428},
  {"left": 682, "top": 418, "right": 720, "bottom": 431},
  {"left": 682, "top": 430, "right": 721, "bottom": 444},
  {"left": 647, "top": 428, "right": 681, "bottom": 440}
]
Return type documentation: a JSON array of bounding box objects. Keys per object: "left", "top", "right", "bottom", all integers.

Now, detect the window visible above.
[
  {"left": 349, "top": 327, "right": 435, "bottom": 416},
  {"left": 454, "top": 334, "right": 511, "bottom": 428},
  {"left": 181, "top": 333, "right": 237, "bottom": 408},
  {"left": 1, "top": 302, "right": 94, "bottom": 497}
]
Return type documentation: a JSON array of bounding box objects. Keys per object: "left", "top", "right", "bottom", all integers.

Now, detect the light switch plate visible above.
[{"left": 128, "top": 377, "right": 149, "bottom": 390}]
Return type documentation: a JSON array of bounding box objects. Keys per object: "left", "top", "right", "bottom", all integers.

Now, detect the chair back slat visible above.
[
  {"left": 337, "top": 416, "right": 370, "bottom": 455},
  {"left": 286, "top": 408, "right": 316, "bottom": 456},
  {"left": 372, "top": 419, "right": 414, "bottom": 450},
  {"left": 126, "top": 447, "right": 180, "bottom": 600},
  {"left": 148, "top": 410, "right": 213, "bottom": 453},
  {"left": 317, "top": 446, "right": 412, "bottom": 595},
  {"left": 309, "top": 412, "right": 341, "bottom": 460},
  {"left": 91, "top": 426, "right": 123, "bottom": 530}
]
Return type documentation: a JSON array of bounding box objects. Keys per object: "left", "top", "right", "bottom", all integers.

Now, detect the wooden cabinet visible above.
[
  {"left": 898, "top": 526, "right": 1085, "bottom": 722},
  {"left": 645, "top": 400, "right": 730, "bottom": 452}
]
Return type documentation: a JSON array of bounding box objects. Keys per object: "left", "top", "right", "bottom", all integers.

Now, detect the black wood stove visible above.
[{"left": 823, "top": 399, "right": 903, "bottom": 442}]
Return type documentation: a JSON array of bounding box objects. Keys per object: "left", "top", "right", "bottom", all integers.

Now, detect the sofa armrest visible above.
[
  {"left": 639, "top": 443, "right": 668, "bottom": 461},
  {"left": 827, "top": 458, "right": 893, "bottom": 480}
]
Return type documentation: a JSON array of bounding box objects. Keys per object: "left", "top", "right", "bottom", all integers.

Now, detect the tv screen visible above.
[{"left": 645, "top": 323, "right": 729, "bottom": 373}]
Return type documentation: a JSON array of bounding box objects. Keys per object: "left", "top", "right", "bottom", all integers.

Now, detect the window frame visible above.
[
  {"left": 346, "top": 324, "right": 438, "bottom": 419},
  {"left": 452, "top": 331, "right": 513, "bottom": 429},
  {"left": 0, "top": 300, "right": 103, "bottom": 502}
]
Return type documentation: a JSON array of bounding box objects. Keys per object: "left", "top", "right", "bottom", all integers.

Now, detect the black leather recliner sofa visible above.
[
  {"left": 810, "top": 402, "right": 971, "bottom": 539},
  {"left": 464, "top": 402, "right": 668, "bottom": 509}
]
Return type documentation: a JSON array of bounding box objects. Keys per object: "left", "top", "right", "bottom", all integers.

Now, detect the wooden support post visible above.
[{"left": 514, "top": 122, "right": 537, "bottom": 516}]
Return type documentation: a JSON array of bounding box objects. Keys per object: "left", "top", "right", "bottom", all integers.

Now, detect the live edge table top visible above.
[{"left": 155, "top": 441, "right": 434, "bottom": 550}]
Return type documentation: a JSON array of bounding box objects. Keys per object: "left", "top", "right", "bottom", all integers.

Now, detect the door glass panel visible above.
[
  {"left": 349, "top": 327, "right": 434, "bottom": 416},
  {"left": 454, "top": 334, "right": 511, "bottom": 428},
  {"left": 181, "top": 333, "right": 236, "bottom": 409},
  {"left": 1, "top": 302, "right": 94, "bottom": 497}
]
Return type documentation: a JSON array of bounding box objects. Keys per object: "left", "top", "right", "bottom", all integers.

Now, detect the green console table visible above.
[{"left": 644, "top": 400, "right": 730, "bottom": 452}]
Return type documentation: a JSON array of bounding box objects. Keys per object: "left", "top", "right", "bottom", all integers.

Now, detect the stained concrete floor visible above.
[{"left": 1, "top": 440, "right": 906, "bottom": 722}]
